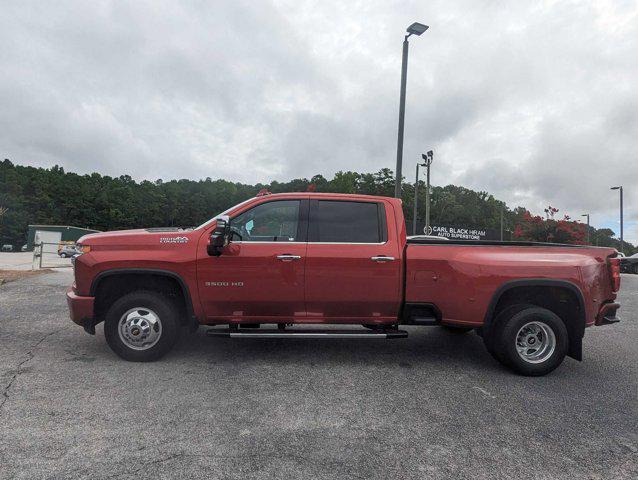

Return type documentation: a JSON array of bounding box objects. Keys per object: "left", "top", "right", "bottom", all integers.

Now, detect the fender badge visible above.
[{"left": 160, "top": 236, "right": 189, "bottom": 244}]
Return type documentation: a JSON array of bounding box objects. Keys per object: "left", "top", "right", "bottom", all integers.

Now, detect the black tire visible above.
[
  {"left": 441, "top": 325, "right": 474, "bottom": 334},
  {"left": 484, "top": 304, "right": 532, "bottom": 364},
  {"left": 104, "top": 290, "right": 181, "bottom": 362},
  {"left": 632, "top": 264, "right": 638, "bottom": 275},
  {"left": 488, "top": 306, "right": 568, "bottom": 376}
]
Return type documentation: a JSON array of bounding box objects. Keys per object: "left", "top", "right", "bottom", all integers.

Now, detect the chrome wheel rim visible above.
[
  {"left": 515, "top": 321, "right": 556, "bottom": 364},
  {"left": 118, "top": 307, "right": 162, "bottom": 351}
]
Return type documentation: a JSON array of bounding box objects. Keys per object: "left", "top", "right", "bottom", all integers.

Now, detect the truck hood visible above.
[{"left": 77, "top": 228, "right": 196, "bottom": 247}]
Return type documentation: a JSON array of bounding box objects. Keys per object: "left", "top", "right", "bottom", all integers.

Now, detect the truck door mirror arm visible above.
[{"left": 207, "top": 215, "right": 231, "bottom": 256}]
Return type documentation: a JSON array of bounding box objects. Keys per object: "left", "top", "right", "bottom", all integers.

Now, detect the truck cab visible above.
[{"left": 198, "top": 193, "right": 403, "bottom": 325}]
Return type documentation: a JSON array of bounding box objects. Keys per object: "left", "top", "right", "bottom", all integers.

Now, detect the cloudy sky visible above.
[{"left": 1, "top": 0, "right": 637, "bottom": 241}]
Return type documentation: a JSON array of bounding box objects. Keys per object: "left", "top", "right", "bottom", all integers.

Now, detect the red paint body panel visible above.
[
  {"left": 405, "top": 244, "right": 617, "bottom": 327},
  {"left": 304, "top": 242, "right": 401, "bottom": 322},
  {"left": 72, "top": 227, "right": 205, "bottom": 319},
  {"left": 197, "top": 241, "right": 307, "bottom": 321},
  {"left": 66, "top": 288, "right": 94, "bottom": 325},
  {"left": 303, "top": 195, "right": 403, "bottom": 323},
  {"left": 69, "top": 193, "right": 620, "bottom": 335}
]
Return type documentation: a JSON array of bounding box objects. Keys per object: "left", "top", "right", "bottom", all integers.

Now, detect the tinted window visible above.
[
  {"left": 231, "top": 200, "right": 300, "bottom": 242},
  {"left": 312, "top": 201, "right": 382, "bottom": 243}
]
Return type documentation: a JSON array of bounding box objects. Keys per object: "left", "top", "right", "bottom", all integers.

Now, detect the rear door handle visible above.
[
  {"left": 277, "top": 254, "right": 301, "bottom": 261},
  {"left": 371, "top": 256, "right": 395, "bottom": 262}
]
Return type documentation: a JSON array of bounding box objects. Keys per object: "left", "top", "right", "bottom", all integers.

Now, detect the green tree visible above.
[{"left": 0, "top": 159, "right": 635, "bottom": 255}]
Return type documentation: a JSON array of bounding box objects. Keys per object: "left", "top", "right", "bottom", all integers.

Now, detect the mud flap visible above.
[{"left": 568, "top": 334, "right": 582, "bottom": 361}]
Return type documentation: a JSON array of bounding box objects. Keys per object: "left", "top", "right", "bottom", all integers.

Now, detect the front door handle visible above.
[
  {"left": 371, "top": 256, "right": 395, "bottom": 262},
  {"left": 277, "top": 254, "right": 301, "bottom": 261}
]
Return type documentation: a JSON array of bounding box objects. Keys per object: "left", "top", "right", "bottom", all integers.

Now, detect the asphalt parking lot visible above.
[{"left": 1, "top": 270, "right": 636, "bottom": 479}]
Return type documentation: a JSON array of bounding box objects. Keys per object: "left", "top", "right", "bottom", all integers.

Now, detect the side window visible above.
[
  {"left": 311, "top": 201, "right": 384, "bottom": 243},
  {"left": 230, "top": 200, "right": 300, "bottom": 242}
]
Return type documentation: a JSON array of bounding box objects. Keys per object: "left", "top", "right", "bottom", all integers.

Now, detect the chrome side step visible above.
[
  {"left": 206, "top": 328, "right": 408, "bottom": 339},
  {"left": 410, "top": 316, "right": 438, "bottom": 326}
]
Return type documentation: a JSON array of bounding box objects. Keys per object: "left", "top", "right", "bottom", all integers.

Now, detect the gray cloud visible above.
[{"left": 1, "top": 0, "right": 637, "bottom": 240}]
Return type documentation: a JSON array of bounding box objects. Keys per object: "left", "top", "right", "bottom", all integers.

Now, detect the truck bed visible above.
[{"left": 404, "top": 241, "right": 617, "bottom": 328}]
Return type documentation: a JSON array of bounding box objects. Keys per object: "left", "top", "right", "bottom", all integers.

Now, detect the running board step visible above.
[
  {"left": 410, "top": 316, "right": 439, "bottom": 326},
  {"left": 206, "top": 328, "right": 408, "bottom": 339}
]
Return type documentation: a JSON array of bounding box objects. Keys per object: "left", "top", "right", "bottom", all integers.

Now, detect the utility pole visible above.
[
  {"left": 581, "top": 213, "right": 590, "bottom": 243},
  {"left": 611, "top": 186, "right": 624, "bottom": 253},
  {"left": 500, "top": 204, "right": 504, "bottom": 241},
  {"left": 423, "top": 150, "right": 434, "bottom": 234},
  {"left": 412, "top": 159, "right": 426, "bottom": 235},
  {"left": 394, "top": 22, "right": 429, "bottom": 198}
]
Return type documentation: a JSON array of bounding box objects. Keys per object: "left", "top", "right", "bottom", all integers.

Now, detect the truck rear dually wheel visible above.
[
  {"left": 104, "top": 290, "right": 180, "bottom": 362},
  {"left": 488, "top": 306, "right": 568, "bottom": 376}
]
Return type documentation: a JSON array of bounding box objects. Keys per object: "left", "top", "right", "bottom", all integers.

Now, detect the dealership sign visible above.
[{"left": 424, "top": 225, "right": 499, "bottom": 241}]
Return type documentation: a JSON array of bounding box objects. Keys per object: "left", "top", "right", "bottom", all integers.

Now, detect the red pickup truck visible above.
[{"left": 67, "top": 192, "right": 621, "bottom": 376}]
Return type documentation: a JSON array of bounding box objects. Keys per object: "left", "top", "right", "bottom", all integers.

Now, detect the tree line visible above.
[{"left": 0, "top": 158, "right": 634, "bottom": 254}]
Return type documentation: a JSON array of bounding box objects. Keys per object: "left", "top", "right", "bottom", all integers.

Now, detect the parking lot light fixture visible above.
[
  {"left": 611, "top": 186, "right": 624, "bottom": 254},
  {"left": 394, "top": 22, "right": 429, "bottom": 198},
  {"left": 423, "top": 150, "right": 434, "bottom": 233},
  {"left": 581, "top": 214, "right": 590, "bottom": 243},
  {"left": 412, "top": 159, "right": 427, "bottom": 235},
  {"left": 407, "top": 22, "right": 429, "bottom": 36}
]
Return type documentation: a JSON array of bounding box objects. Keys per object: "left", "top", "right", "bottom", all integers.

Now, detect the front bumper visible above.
[
  {"left": 66, "top": 288, "right": 96, "bottom": 333},
  {"left": 595, "top": 302, "right": 620, "bottom": 326}
]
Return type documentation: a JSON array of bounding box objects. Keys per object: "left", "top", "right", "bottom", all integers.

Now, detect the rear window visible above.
[{"left": 310, "top": 200, "right": 384, "bottom": 243}]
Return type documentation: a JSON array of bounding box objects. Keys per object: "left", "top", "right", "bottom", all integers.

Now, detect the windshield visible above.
[{"left": 195, "top": 198, "right": 255, "bottom": 230}]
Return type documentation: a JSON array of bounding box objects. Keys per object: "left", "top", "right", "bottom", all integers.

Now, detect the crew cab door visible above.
[
  {"left": 198, "top": 198, "right": 308, "bottom": 322},
  {"left": 304, "top": 199, "right": 402, "bottom": 323}
]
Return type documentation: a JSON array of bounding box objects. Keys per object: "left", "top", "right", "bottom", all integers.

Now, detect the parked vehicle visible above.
[
  {"left": 620, "top": 253, "right": 638, "bottom": 274},
  {"left": 58, "top": 243, "right": 78, "bottom": 258},
  {"left": 1, "top": 244, "right": 13, "bottom": 252},
  {"left": 21, "top": 244, "right": 28, "bottom": 252},
  {"left": 67, "top": 192, "right": 621, "bottom": 376}
]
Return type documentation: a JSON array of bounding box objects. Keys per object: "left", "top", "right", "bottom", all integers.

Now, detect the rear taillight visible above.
[{"left": 609, "top": 257, "right": 621, "bottom": 292}]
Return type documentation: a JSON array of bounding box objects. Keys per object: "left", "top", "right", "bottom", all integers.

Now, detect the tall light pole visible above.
[
  {"left": 500, "top": 203, "right": 505, "bottom": 241},
  {"left": 423, "top": 150, "right": 434, "bottom": 233},
  {"left": 412, "top": 159, "right": 427, "bottom": 235},
  {"left": 611, "top": 186, "right": 624, "bottom": 253},
  {"left": 394, "top": 22, "right": 429, "bottom": 198},
  {"left": 581, "top": 213, "right": 590, "bottom": 244}
]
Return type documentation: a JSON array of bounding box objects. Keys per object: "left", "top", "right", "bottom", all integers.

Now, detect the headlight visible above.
[
  {"left": 75, "top": 244, "right": 91, "bottom": 254},
  {"left": 72, "top": 244, "right": 90, "bottom": 268}
]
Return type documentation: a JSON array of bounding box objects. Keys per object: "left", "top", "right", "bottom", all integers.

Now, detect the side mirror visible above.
[{"left": 207, "top": 215, "right": 231, "bottom": 256}]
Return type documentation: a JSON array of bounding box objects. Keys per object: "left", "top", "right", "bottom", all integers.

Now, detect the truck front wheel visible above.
[
  {"left": 487, "top": 306, "right": 568, "bottom": 376},
  {"left": 104, "top": 290, "right": 180, "bottom": 362}
]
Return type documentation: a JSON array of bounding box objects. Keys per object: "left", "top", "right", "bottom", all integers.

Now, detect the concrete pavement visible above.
[{"left": 0, "top": 270, "right": 636, "bottom": 479}]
